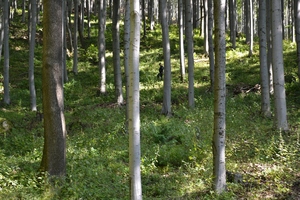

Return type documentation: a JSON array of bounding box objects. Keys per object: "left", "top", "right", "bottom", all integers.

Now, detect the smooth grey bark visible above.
[
  {"left": 113, "top": 0, "right": 123, "bottom": 105},
  {"left": 295, "top": 0, "right": 300, "bottom": 80},
  {"left": 258, "top": 0, "right": 271, "bottom": 117},
  {"left": 40, "top": 0, "right": 66, "bottom": 176},
  {"left": 213, "top": 0, "right": 226, "bottom": 194},
  {"left": 149, "top": 0, "right": 155, "bottom": 30},
  {"left": 229, "top": 0, "right": 236, "bottom": 49},
  {"left": 204, "top": 0, "right": 209, "bottom": 54},
  {"left": 124, "top": 0, "right": 130, "bottom": 128},
  {"left": 208, "top": 0, "right": 214, "bottom": 90},
  {"left": 271, "top": 0, "right": 289, "bottom": 131},
  {"left": 128, "top": 1, "right": 142, "bottom": 199},
  {"left": 248, "top": 0, "right": 253, "bottom": 56},
  {"left": 178, "top": 0, "right": 185, "bottom": 82},
  {"left": 98, "top": 0, "right": 106, "bottom": 94},
  {"left": 3, "top": 0, "right": 10, "bottom": 105},
  {"left": 185, "top": 0, "right": 195, "bottom": 108},
  {"left": 73, "top": 0, "right": 78, "bottom": 74},
  {"left": 266, "top": 0, "right": 273, "bottom": 94},
  {"left": 160, "top": 0, "right": 172, "bottom": 116},
  {"left": 63, "top": 0, "right": 68, "bottom": 83},
  {"left": 29, "top": 0, "right": 37, "bottom": 111}
]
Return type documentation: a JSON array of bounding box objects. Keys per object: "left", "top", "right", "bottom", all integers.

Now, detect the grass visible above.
[{"left": 0, "top": 13, "right": 300, "bottom": 199}]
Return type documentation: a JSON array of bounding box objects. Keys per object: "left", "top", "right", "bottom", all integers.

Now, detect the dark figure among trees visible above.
[{"left": 157, "top": 63, "right": 164, "bottom": 80}]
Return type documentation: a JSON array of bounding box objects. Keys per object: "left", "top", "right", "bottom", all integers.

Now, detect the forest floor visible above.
[{"left": 0, "top": 13, "right": 300, "bottom": 199}]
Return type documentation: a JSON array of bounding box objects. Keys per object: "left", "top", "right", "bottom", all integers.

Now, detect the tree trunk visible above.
[
  {"left": 128, "top": 1, "right": 142, "bottom": 199},
  {"left": 266, "top": 0, "right": 273, "bottom": 94},
  {"left": 272, "top": 0, "right": 289, "bottom": 131},
  {"left": 3, "top": 0, "right": 10, "bottom": 105},
  {"left": 160, "top": 0, "right": 172, "bottom": 116},
  {"left": 178, "top": 0, "right": 185, "bottom": 82},
  {"left": 259, "top": 0, "right": 271, "bottom": 118},
  {"left": 229, "top": 0, "right": 236, "bottom": 49},
  {"left": 40, "top": 0, "right": 66, "bottom": 177},
  {"left": 213, "top": 0, "right": 226, "bottom": 193},
  {"left": 113, "top": 0, "right": 123, "bottom": 105},
  {"left": 29, "top": 0, "right": 37, "bottom": 111},
  {"left": 98, "top": 0, "right": 106, "bottom": 94},
  {"left": 124, "top": 0, "right": 130, "bottom": 129},
  {"left": 249, "top": 0, "right": 253, "bottom": 56},
  {"left": 208, "top": 0, "right": 214, "bottom": 90},
  {"left": 295, "top": 0, "right": 300, "bottom": 80},
  {"left": 204, "top": 0, "right": 209, "bottom": 54},
  {"left": 185, "top": 0, "right": 195, "bottom": 108},
  {"left": 73, "top": 0, "right": 78, "bottom": 74}
]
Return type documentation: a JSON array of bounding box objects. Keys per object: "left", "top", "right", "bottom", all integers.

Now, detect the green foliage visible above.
[{"left": 0, "top": 13, "right": 299, "bottom": 200}]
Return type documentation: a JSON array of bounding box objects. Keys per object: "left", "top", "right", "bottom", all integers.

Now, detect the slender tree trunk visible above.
[
  {"left": 229, "top": 0, "right": 236, "bottom": 49},
  {"left": 63, "top": 0, "right": 69, "bottom": 83},
  {"left": 113, "top": 0, "right": 123, "bottom": 105},
  {"left": 40, "top": 0, "right": 66, "bottom": 177},
  {"left": 272, "top": 0, "right": 289, "bottom": 131},
  {"left": 160, "top": 0, "right": 172, "bottom": 116},
  {"left": 178, "top": 0, "right": 185, "bottom": 82},
  {"left": 186, "top": 0, "right": 195, "bottom": 108},
  {"left": 98, "top": 0, "right": 106, "bottom": 94},
  {"left": 213, "top": 0, "right": 226, "bottom": 193},
  {"left": 208, "top": 0, "right": 214, "bottom": 90},
  {"left": 249, "top": 0, "right": 253, "bottom": 56},
  {"left": 73, "top": 0, "right": 78, "bottom": 74},
  {"left": 29, "top": 0, "right": 37, "bottom": 111},
  {"left": 267, "top": 0, "right": 273, "bottom": 94},
  {"left": 204, "top": 0, "right": 209, "bottom": 54},
  {"left": 3, "top": 0, "right": 10, "bottom": 105},
  {"left": 259, "top": 0, "right": 271, "bottom": 117},
  {"left": 128, "top": 1, "right": 142, "bottom": 199},
  {"left": 124, "top": 0, "right": 130, "bottom": 129},
  {"left": 295, "top": 0, "right": 300, "bottom": 80}
]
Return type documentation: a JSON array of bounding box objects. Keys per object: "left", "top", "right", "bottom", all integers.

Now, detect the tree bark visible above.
[
  {"left": 3, "top": 0, "right": 10, "bottom": 105},
  {"left": 128, "top": 1, "right": 142, "bottom": 199},
  {"left": 160, "top": 0, "right": 172, "bottom": 116},
  {"left": 40, "top": 0, "right": 66, "bottom": 176},
  {"left": 295, "top": 0, "right": 300, "bottom": 80},
  {"left": 208, "top": 0, "right": 214, "bottom": 90},
  {"left": 178, "top": 0, "right": 185, "bottom": 82},
  {"left": 213, "top": 0, "right": 226, "bottom": 193},
  {"left": 272, "top": 0, "right": 289, "bottom": 131},
  {"left": 98, "top": 0, "right": 106, "bottom": 94}
]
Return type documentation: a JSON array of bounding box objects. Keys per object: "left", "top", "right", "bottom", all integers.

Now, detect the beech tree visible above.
[
  {"left": 178, "top": 0, "right": 185, "bottom": 82},
  {"left": 272, "top": 0, "right": 289, "bottom": 131},
  {"left": 40, "top": 0, "right": 66, "bottom": 176},
  {"left": 128, "top": 0, "right": 142, "bottom": 198},
  {"left": 213, "top": 0, "right": 226, "bottom": 193},
  {"left": 185, "top": 0, "right": 195, "bottom": 108},
  {"left": 208, "top": 0, "right": 214, "bottom": 89},
  {"left": 258, "top": 0, "right": 271, "bottom": 117},
  {"left": 3, "top": 0, "right": 10, "bottom": 105},
  {"left": 160, "top": 0, "right": 172, "bottom": 116}
]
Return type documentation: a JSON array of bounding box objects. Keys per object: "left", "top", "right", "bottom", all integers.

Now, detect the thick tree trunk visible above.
[
  {"left": 128, "top": 1, "right": 142, "bottom": 199},
  {"left": 160, "top": 0, "right": 172, "bottom": 116},
  {"left": 272, "top": 0, "right": 289, "bottom": 131},
  {"left": 213, "top": 0, "right": 226, "bottom": 193},
  {"left": 40, "top": 0, "right": 66, "bottom": 176}
]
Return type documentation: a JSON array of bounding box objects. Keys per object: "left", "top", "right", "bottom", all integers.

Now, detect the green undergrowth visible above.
[{"left": 0, "top": 12, "right": 300, "bottom": 199}]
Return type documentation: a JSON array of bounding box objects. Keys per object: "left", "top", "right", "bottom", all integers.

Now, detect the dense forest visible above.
[{"left": 0, "top": 0, "right": 300, "bottom": 199}]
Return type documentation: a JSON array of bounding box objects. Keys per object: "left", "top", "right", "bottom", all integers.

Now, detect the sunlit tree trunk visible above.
[
  {"left": 40, "top": 0, "right": 66, "bottom": 177},
  {"left": 266, "top": 0, "right": 273, "bottom": 94},
  {"left": 178, "top": 0, "right": 185, "bottom": 82},
  {"left": 29, "top": 0, "right": 37, "bottom": 111},
  {"left": 259, "top": 0, "right": 271, "bottom": 117},
  {"left": 3, "top": 0, "right": 10, "bottom": 105},
  {"left": 204, "top": 0, "right": 209, "bottom": 54},
  {"left": 98, "top": 0, "right": 106, "bottom": 94},
  {"left": 213, "top": 0, "right": 226, "bottom": 193},
  {"left": 186, "top": 0, "right": 195, "bottom": 108},
  {"left": 272, "top": 0, "right": 289, "bottom": 131},
  {"left": 249, "top": 0, "right": 253, "bottom": 56},
  {"left": 128, "top": 1, "right": 142, "bottom": 199},
  {"left": 113, "top": 0, "right": 123, "bottom": 105},
  {"left": 160, "top": 0, "right": 172, "bottom": 116}
]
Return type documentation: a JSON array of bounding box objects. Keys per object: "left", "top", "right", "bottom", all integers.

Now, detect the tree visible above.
[
  {"left": 185, "top": 0, "right": 195, "bottom": 108},
  {"left": 160, "top": 0, "right": 172, "bottom": 116},
  {"left": 98, "top": 0, "right": 107, "bottom": 94},
  {"left": 178, "top": 0, "right": 185, "bottom": 82},
  {"left": 229, "top": 0, "right": 236, "bottom": 49},
  {"left": 128, "top": 0, "right": 142, "bottom": 198},
  {"left": 212, "top": 0, "right": 226, "bottom": 193},
  {"left": 295, "top": 0, "right": 300, "bottom": 80},
  {"left": 124, "top": 0, "right": 130, "bottom": 129},
  {"left": 113, "top": 0, "right": 124, "bottom": 105},
  {"left": 272, "top": 0, "right": 289, "bottom": 131},
  {"left": 248, "top": 0, "right": 253, "bottom": 56},
  {"left": 208, "top": 0, "right": 214, "bottom": 90},
  {"left": 29, "top": 0, "right": 37, "bottom": 111},
  {"left": 3, "top": 0, "right": 10, "bottom": 105},
  {"left": 40, "top": 0, "right": 66, "bottom": 176},
  {"left": 73, "top": 0, "right": 79, "bottom": 74},
  {"left": 258, "top": 0, "right": 271, "bottom": 117}
]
